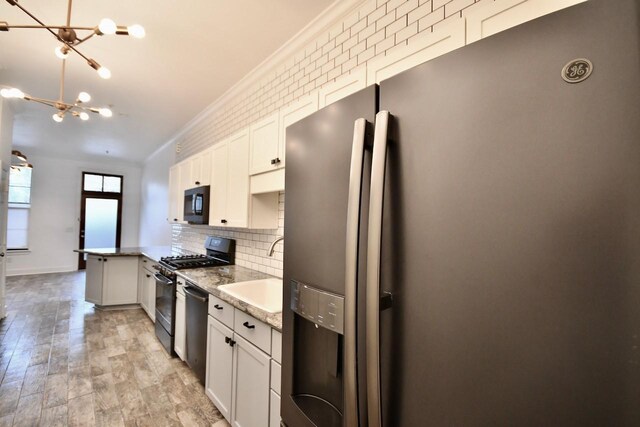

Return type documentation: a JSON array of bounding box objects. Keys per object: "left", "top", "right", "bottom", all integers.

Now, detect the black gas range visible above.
[
  {"left": 159, "top": 254, "right": 229, "bottom": 271},
  {"left": 154, "top": 236, "right": 235, "bottom": 360}
]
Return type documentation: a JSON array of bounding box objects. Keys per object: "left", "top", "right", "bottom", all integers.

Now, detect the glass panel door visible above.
[
  {"left": 84, "top": 198, "right": 119, "bottom": 249},
  {"left": 78, "top": 172, "right": 123, "bottom": 269}
]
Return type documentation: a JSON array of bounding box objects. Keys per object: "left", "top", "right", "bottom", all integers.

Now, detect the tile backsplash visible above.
[{"left": 172, "top": 192, "right": 285, "bottom": 277}]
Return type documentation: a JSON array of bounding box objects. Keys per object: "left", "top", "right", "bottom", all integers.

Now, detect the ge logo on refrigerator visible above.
[{"left": 562, "top": 59, "right": 593, "bottom": 83}]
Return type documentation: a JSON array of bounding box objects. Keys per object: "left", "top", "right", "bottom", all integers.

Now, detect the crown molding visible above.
[{"left": 159, "top": 0, "right": 367, "bottom": 157}]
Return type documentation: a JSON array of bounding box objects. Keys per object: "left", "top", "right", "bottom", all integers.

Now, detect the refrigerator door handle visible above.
[
  {"left": 366, "top": 110, "right": 390, "bottom": 427},
  {"left": 344, "top": 117, "right": 368, "bottom": 427}
]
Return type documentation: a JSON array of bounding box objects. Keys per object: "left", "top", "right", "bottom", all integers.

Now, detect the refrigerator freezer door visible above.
[
  {"left": 282, "top": 86, "right": 377, "bottom": 427},
  {"left": 377, "top": 0, "right": 640, "bottom": 425}
]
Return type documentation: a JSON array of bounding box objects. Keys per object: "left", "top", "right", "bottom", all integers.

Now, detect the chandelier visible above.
[
  {"left": 1, "top": 0, "right": 145, "bottom": 79},
  {"left": 1, "top": 59, "right": 113, "bottom": 122}
]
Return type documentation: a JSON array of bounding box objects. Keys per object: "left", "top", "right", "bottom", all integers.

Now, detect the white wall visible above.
[
  {"left": 6, "top": 153, "right": 142, "bottom": 276},
  {"left": 138, "top": 142, "right": 174, "bottom": 246},
  {"left": 0, "top": 99, "right": 14, "bottom": 317}
]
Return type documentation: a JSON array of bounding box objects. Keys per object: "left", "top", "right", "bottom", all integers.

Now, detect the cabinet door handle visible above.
[
  {"left": 173, "top": 218, "right": 178, "bottom": 222},
  {"left": 275, "top": 157, "right": 281, "bottom": 164},
  {"left": 146, "top": 274, "right": 150, "bottom": 278},
  {"left": 225, "top": 336, "right": 231, "bottom": 344},
  {"left": 243, "top": 321, "right": 255, "bottom": 330},
  {"left": 270, "top": 158, "right": 276, "bottom": 165},
  {"left": 195, "top": 181, "right": 200, "bottom": 185},
  {"left": 221, "top": 219, "right": 227, "bottom": 224},
  {"left": 229, "top": 339, "right": 236, "bottom": 347},
  {"left": 103, "top": 258, "right": 107, "bottom": 262},
  {"left": 214, "top": 304, "right": 223, "bottom": 310},
  {"left": 98, "top": 258, "right": 102, "bottom": 262}
]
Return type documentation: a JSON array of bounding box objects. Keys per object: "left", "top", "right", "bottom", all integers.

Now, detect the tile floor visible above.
[{"left": 0, "top": 271, "right": 230, "bottom": 427}]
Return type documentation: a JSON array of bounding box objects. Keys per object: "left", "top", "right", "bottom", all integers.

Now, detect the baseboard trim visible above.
[{"left": 6, "top": 266, "right": 78, "bottom": 277}]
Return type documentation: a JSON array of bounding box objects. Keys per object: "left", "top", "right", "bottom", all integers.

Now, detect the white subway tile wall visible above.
[
  {"left": 172, "top": 0, "right": 494, "bottom": 277},
  {"left": 175, "top": 0, "right": 491, "bottom": 161},
  {"left": 172, "top": 193, "right": 285, "bottom": 277}
]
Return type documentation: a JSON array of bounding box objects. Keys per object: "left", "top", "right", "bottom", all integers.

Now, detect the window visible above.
[
  {"left": 7, "top": 166, "right": 32, "bottom": 250},
  {"left": 83, "top": 173, "right": 122, "bottom": 193}
]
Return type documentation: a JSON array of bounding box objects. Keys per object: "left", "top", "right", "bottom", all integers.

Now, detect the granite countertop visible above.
[
  {"left": 74, "top": 246, "right": 179, "bottom": 262},
  {"left": 176, "top": 265, "right": 283, "bottom": 331}
]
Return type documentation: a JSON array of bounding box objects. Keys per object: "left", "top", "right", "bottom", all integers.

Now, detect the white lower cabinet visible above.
[
  {"left": 175, "top": 281, "right": 186, "bottom": 360},
  {"left": 205, "top": 308, "right": 281, "bottom": 427},
  {"left": 232, "top": 334, "right": 271, "bottom": 427},
  {"left": 85, "top": 255, "right": 138, "bottom": 306},
  {"left": 206, "top": 316, "right": 235, "bottom": 421},
  {"left": 85, "top": 255, "right": 104, "bottom": 305},
  {"left": 140, "top": 267, "right": 156, "bottom": 321},
  {"left": 269, "top": 390, "right": 280, "bottom": 427},
  {"left": 138, "top": 259, "right": 155, "bottom": 318}
]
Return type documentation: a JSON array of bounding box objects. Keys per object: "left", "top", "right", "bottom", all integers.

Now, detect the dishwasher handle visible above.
[{"left": 183, "top": 286, "right": 208, "bottom": 302}]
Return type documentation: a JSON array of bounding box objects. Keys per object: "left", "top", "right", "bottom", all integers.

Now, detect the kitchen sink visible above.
[{"left": 218, "top": 278, "right": 283, "bottom": 313}]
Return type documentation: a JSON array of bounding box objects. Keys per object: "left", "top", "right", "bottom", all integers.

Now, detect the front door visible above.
[{"left": 78, "top": 172, "right": 123, "bottom": 270}]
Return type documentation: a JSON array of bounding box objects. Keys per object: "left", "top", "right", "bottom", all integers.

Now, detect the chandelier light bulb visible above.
[
  {"left": 79, "top": 112, "right": 89, "bottom": 121},
  {"left": 98, "top": 18, "right": 117, "bottom": 35},
  {"left": 99, "top": 108, "right": 113, "bottom": 118},
  {"left": 3, "top": 88, "right": 26, "bottom": 99},
  {"left": 52, "top": 113, "right": 64, "bottom": 123},
  {"left": 97, "top": 66, "right": 111, "bottom": 79},
  {"left": 127, "top": 24, "right": 145, "bottom": 39},
  {"left": 54, "top": 45, "right": 69, "bottom": 59},
  {"left": 78, "top": 92, "right": 91, "bottom": 103}
]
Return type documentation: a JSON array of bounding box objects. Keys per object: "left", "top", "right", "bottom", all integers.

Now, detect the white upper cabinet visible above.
[
  {"left": 209, "top": 130, "right": 250, "bottom": 228},
  {"left": 278, "top": 92, "right": 319, "bottom": 169},
  {"left": 249, "top": 112, "right": 281, "bottom": 176},
  {"left": 465, "top": 0, "right": 588, "bottom": 44},
  {"left": 319, "top": 66, "right": 367, "bottom": 108},
  {"left": 181, "top": 149, "right": 213, "bottom": 189},
  {"left": 366, "top": 19, "right": 466, "bottom": 85},
  {"left": 210, "top": 142, "right": 229, "bottom": 227},
  {"left": 191, "top": 148, "right": 212, "bottom": 187},
  {"left": 225, "top": 130, "right": 251, "bottom": 228}
]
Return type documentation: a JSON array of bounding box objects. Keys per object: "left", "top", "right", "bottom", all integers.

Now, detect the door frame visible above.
[{"left": 78, "top": 172, "right": 123, "bottom": 270}]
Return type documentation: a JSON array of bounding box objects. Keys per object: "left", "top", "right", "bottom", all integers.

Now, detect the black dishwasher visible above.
[{"left": 184, "top": 283, "right": 209, "bottom": 385}]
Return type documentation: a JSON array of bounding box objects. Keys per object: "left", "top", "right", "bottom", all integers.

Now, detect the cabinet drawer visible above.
[
  {"left": 234, "top": 309, "right": 271, "bottom": 354},
  {"left": 270, "top": 360, "right": 281, "bottom": 395},
  {"left": 271, "top": 329, "right": 282, "bottom": 363},
  {"left": 209, "top": 295, "right": 234, "bottom": 328}
]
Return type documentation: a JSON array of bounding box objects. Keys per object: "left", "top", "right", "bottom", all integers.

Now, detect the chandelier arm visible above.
[
  {"left": 3, "top": 24, "right": 96, "bottom": 30},
  {"left": 23, "top": 97, "right": 57, "bottom": 107},
  {"left": 60, "top": 60, "right": 66, "bottom": 102},
  {"left": 73, "top": 32, "right": 96, "bottom": 47},
  {"left": 66, "top": 0, "right": 73, "bottom": 27},
  {"left": 9, "top": 1, "right": 61, "bottom": 41},
  {"left": 10, "top": 1, "right": 94, "bottom": 65}
]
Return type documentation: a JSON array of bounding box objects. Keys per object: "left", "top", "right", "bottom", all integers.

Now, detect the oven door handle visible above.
[
  {"left": 153, "top": 273, "right": 174, "bottom": 286},
  {"left": 183, "top": 286, "right": 208, "bottom": 302}
]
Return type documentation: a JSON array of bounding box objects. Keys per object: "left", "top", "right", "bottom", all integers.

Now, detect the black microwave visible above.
[{"left": 184, "top": 186, "right": 210, "bottom": 224}]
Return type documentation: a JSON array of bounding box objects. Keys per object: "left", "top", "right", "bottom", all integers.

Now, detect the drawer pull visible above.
[
  {"left": 243, "top": 321, "right": 255, "bottom": 330},
  {"left": 213, "top": 304, "right": 223, "bottom": 310}
]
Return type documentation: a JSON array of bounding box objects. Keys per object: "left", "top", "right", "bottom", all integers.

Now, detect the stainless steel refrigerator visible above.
[{"left": 282, "top": 0, "right": 640, "bottom": 425}]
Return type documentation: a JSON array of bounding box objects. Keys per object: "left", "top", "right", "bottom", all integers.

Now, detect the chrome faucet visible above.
[{"left": 267, "top": 236, "right": 284, "bottom": 256}]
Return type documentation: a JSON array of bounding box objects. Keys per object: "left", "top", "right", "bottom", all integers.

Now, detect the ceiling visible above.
[{"left": 0, "top": 0, "right": 334, "bottom": 163}]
